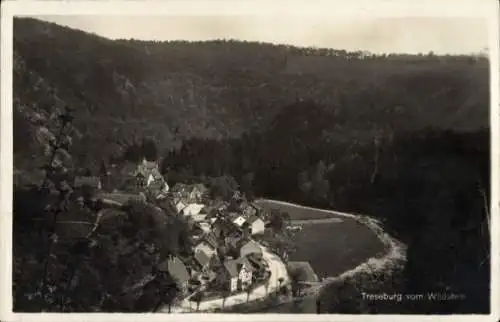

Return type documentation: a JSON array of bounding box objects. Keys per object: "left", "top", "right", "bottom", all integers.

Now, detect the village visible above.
[{"left": 70, "top": 157, "right": 293, "bottom": 312}]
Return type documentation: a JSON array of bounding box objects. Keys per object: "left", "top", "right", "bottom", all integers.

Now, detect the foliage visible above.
[
  {"left": 13, "top": 189, "right": 190, "bottom": 312},
  {"left": 206, "top": 175, "right": 240, "bottom": 201},
  {"left": 14, "top": 17, "right": 488, "bottom": 175}
]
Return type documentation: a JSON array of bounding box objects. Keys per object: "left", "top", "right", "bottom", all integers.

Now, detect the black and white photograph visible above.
[{"left": 2, "top": 0, "right": 499, "bottom": 319}]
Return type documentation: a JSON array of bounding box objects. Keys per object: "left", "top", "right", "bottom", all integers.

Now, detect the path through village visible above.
[{"left": 161, "top": 245, "right": 290, "bottom": 313}]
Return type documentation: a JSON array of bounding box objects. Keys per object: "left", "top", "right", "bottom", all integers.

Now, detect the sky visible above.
[{"left": 32, "top": 15, "right": 489, "bottom": 55}]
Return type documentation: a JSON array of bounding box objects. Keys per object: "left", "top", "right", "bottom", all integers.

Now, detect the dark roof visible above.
[
  {"left": 223, "top": 257, "right": 255, "bottom": 278},
  {"left": 203, "top": 232, "right": 218, "bottom": 249},
  {"left": 240, "top": 239, "right": 262, "bottom": 253},
  {"left": 237, "top": 257, "right": 256, "bottom": 272},
  {"left": 247, "top": 214, "right": 263, "bottom": 224},
  {"left": 74, "top": 176, "right": 101, "bottom": 188},
  {"left": 194, "top": 250, "right": 210, "bottom": 267},
  {"left": 159, "top": 256, "right": 190, "bottom": 283},
  {"left": 250, "top": 203, "right": 263, "bottom": 211},
  {"left": 223, "top": 259, "right": 239, "bottom": 277},
  {"left": 247, "top": 254, "right": 265, "bottom": 269}
]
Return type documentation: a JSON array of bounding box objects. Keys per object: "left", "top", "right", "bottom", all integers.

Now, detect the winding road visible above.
[{"left": 162, "top": 244, "right": 290, "bottom": 313}]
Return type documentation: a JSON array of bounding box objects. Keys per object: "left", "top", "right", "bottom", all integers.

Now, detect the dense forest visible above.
[{"left": 13, "top": 17, "right": 490, "bottom": 313}]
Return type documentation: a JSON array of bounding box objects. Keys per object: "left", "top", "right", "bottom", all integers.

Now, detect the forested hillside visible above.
[
  {"left": 14, "top": 17, "right": 488, "bottom": 177},
  {"left": 13, "top": 17, "right": 490, "bottom": 313}
]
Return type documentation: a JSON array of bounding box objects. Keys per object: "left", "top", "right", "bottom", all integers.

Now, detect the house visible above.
[
  {"left": 247, "top": 254, "right": 270, "bottom": 282},
  {"left": 148, "top": 179, "right": 169, "bottom": 193},
  {"left": 193, "top": 233, "right": 218, "bottom": 259},
  {"left": 193, "top": 242, "right": 217, "bottom": 266},
  {"left": 246, "top": 215, "right": 266, "bottom": 235},
  {"left": 182, "top": 203, "right": 206, "bottom": 217},
  {"left": 216, "top": 258, "right": 239, "bottom": 292},
  {"left": 194, "top": 249, "right": 211, "bottom": 271},
  {"left": 191, "top": 214, "right": 208, "bottom": 222},
  {"left": 232, "top": 215, "right": 247, "bottom": 228},
  {"left": 239, "top": 239, "right": 263, "bottom": 258},
  {"left": 175, "top": 200, "right": 187, "bottom": 213},
  {"left": 216, "top": 257, "right": 254, "bottom": 292},
  {"left": 74, "top": 176, "right": 102, "bottom": 190},
  {"left": 236, "top": 257, "right": 255, "bottom": 290},
  {"left": 203, "top": 232, "right": 219, "bottom": 249},
  {"left": 250, "top": 203, "right": 264, "bottom": 215},
  {"left": 131, "top": 172, "right": 148, "bottom": 190},
  {"left": 197, "top": 222, "right": 212, "bottom": 234},
  {"left": 158, "top": 256, "right": 190, "bottom": 294},
  {"left": 134, "top": 158, "right": 167, "bottom": 190},
  {"left": 189, "top": 184, "right": 209, "bottom": 203}
]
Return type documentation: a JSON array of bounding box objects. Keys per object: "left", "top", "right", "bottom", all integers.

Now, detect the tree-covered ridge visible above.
[{"left": 14, "top": 17, "right": 488, "bottom": 177}]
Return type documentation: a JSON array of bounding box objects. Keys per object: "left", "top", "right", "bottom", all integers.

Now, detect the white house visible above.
[
  {"left": 194, "top": 241, "right": 217, "bottom": 259},
  {"left": 182, "top": 203, "right": 206, "bottom": 217},
  {"left": 232, "top": 215, "right": 247, "bottom": 228},
  {"left": 240, "top": 240, "right": 263, "bottom": 258},
  {"left": 191, "top": 214, "right": 208, "bottom": 222},
  {"left": 175, "top": 200, "right": 187, "bottom": 213},
  {"left": 237, "top": 257, "right": 254, "bottom": 290},
  {"left": 246, "top": 215, "right": 265, "bottom": 235},
  {"left": 198, "top": 222, "right": 212, "bottom": 234}
]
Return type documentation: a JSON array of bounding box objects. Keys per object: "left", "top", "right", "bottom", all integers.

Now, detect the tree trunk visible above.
[{"left": 370, "top": 138, "right": 380, "bottom": 184}]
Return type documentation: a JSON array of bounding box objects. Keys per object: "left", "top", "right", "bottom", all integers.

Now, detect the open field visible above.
[
  {"left": 256, "top": 199, "right": 385, "bottom": 278},
  {"left": 290, "top": 221, "right": 385, "bottom": 278},
  {"left": 255, "top": 200, "right": 392, "bottom": 313}
]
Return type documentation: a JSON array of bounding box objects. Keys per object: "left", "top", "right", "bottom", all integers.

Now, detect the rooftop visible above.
[
  {"left": 247, "top": 214, "right": 263, "bottom": 224},
  {"left": 159, "top": 256, "right": 190, "bottom": 283},
  {"left": 194, "top": 249, "right": 211, "bottom": 267}
]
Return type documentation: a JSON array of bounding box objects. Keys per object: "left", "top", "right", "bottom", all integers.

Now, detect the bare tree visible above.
[
  {"left": 478, "top": 181, "right": 490, "bottom": 267},
  {"left": 244, "top": 282, "right": 252, "bottom": 302},
  {"left": 38, "top": 106, "right": 75, "bottom": 309}
]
